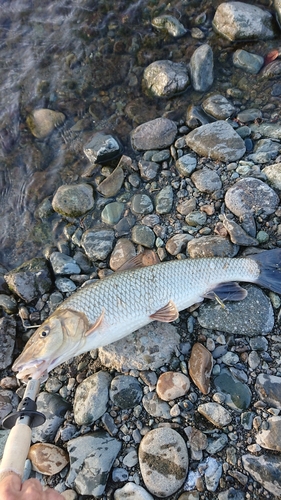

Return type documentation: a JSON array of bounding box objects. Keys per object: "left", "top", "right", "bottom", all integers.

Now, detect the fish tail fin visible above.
[{"left": 249, "top": 249, "right": 281, "bottom": 294}]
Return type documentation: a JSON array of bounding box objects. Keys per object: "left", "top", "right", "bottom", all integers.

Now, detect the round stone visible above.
[
  {"left": 156, "top": 371, "right": 190, "bottom": 401},
  {"left": 139, "top": 427, "right": 189, "bottom": 497},
  {"left": 52, "top": 184, "right": 94, "bottom": 217},
  {"left": 27, "top": 108, "right": 65, "bottom": 139},
  {"left": 131, "top": 194, "right": 154, "bottom": 215},
  {"left": 28, "top": 443, "right": 69, "bottom": 475},
  {"left": 109, "top": 375, "right": 142, "bottom": 409}
]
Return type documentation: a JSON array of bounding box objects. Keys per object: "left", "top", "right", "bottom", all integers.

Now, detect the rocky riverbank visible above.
[{"left": 2, "top": 1, "right": 281, "bottom": 499}]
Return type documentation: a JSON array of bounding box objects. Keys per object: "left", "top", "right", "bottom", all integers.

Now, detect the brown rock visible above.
[
  {"left": 27, "top": 109, "right": 65, "bottom": 139},
  {"left": 188, "top": 343, "right": 213, "bottom": 394},
  {"left": 156, "top": 371, "right": 190, "bottom": 401},
  {"left": 96, "top": 165, "right": 124, "bottom": 197},
  {"left": 28, "top": 443, "right": 69, "bottom": 475}
]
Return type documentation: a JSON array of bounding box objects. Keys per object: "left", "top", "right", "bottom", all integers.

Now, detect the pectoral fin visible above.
[
  {"left": 85, "top": 309, "right": 105, "bottom": 336},
  {"left": 150, "top": 300, "right": 179, "bottom": 322},
  {"left": 203, "top": 282, "right": 247, "bottom": 302}
]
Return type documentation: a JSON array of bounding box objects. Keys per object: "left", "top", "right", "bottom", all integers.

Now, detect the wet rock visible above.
[
  {"left": 99, "top": 322, "right": 180, "bottom": 372},
  {"left": 242, "top": 454, "right": 281, "bottom": 496},
  {"left": 55, "top": 277, "right": 76, "bottom": 293},
  {"left": 233, "top": 49, "right": 264, "bottom": 74},
  {"left": 142, "top": 392, "right": 171, "bottom": 419},
  {"left": 0, "top": 317, "right": 16, "bottom": 370},
  {"left": 212, "top": 2, "right": 275, "bottom": 41},
  {"left": 84, "top": 132, "right": 122, "bottom": 164},
  {"left": 138, "top": 159, "right": 160, "bottom": 180},
  {"left": 175, "top": 154, "right": 197, "bottom": 177},
  {"left": 32, "top": 393, "right": 71, "bottom": 443},
  {"left": 50, "top": 252, "right": 81, "bottom": 275},
  {"left": 66, "top": 432, "right": 121, "bottom": 496},
  {"left": 155, "top": 185, "right": 173, "bottom": 214},
  {"left": 52, "top": 184, "right": 94, "bottom": 217},
  {"left": 139, "top": 427, "right": 189, "bottom": 497},
  {"left": 186, "top": 104, "right": 213, "bottom": 128},
  {"left": 0, "top": 294, "right": 17, "bottom": 314},
  {"left": 263, "top": 162, "right": 281, "bottom": 191},
  {"left": 225, "top": 177, "right": 279, "bottom": 218},
  {"left": 96, "top": 164, "right": 124, "bottom": 197},
  {"left": 237, "top": 108, "right": 262, "bottom": 123},
  {"left": 27, "top": 108, "right": 65, "bottom": 139},
  {"left": 191, "top": 167, "right": 222, "bottom": 193},
  {"left": 101, "top": 202, "right": 124, "bottom": 225},
  {"left": 143, "top": 60, "right": 190, "bottom": 98},
  {"left": 255, "top": 373, "right": 281, "bottom": 408},
  {"left": 156, "top": 371, "right": 190, "bottom": 401},
  {"left": 81, "top": 229, "right": 115, "bottom": 260},
  {"left": 256, "top": 416, "right": 281, "bottom": 451},
  {"left": 261, "top": 59, "right": 281, "bottom": 79},
  {"left": 114, "top": 482, "right": 154, "bottom": 500},
  {"left": 248, "top": 138, "right": 280, "bottom": 164},
  {"left": 188, "top": 343, "right": 213, "bottom": 395},
  {"left": 198, "top": 286, "right": 274, "bottom": 336},
  {"left": 185, "top": 211, "right": 206, "bottom": 227},
  {"left": 28, "top": 443, "right": 69, "bottom": 475},
  {"left": 214, "top": 369, "right": 252, "bottom": 411},
  {"left": 198, "top": 402, "right": 232, "bottom": 428},
  {"left": 131, "top": 225, "right": 155, "bottom": 248},
  {"left": 250, "top": 121, "right": 281, "bottom": 139},
  {"left": 131, "top": 118, "right": 177, "bottom": 151},
  {"left": 4, "top": 257, "right": 52, "bottom": 302},
  {"left": 202, "top": 94, "right": 236, "bottom": 120},
  {"left": 166, "top": 233, "right": 193, "bottom": 256},
  {"left": 73, "top": 371, "right": 111, "bottom": 426},
  {"left": 131, "top": 194, "right": 154, "bottom": 215},
  {"left": 151, "top": 15, "right": 187, "bottom": 37},
  {"left": 110, "top": 375, "right": 142, "bottom": 409},
  {"left": 187, "top": 235, "right": 238, "bottom": 258},
  {"left": 189, "top": 44, "right": 214, "bottom": 92},
  {"left": 186, "top": 121, "right": 245, "bottom": 162}
]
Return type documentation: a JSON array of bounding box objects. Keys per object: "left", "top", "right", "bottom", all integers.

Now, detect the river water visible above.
[{"left": 0, "top": 0, "right": 276, "bottom": 269}]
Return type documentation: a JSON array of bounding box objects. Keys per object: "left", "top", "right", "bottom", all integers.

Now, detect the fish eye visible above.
[{"left": 40, "top": 327, "right": 50, "bottom": 338}]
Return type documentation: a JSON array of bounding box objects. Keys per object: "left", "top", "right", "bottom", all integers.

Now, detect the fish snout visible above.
[{"left": 12, "top": 359, "right": 48, "bottom": 381}]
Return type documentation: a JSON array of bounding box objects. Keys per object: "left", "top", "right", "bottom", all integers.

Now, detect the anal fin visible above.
[
  {"left": 150, "top": 300, "right": 179, "bottom": 322},
  {"left": 203, "top": 282, "right": 247, "bottom": 302}
]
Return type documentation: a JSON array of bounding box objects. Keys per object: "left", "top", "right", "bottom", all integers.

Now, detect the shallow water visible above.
[{"left": 0, "top": 0, "right": 277, "bottom": 269}]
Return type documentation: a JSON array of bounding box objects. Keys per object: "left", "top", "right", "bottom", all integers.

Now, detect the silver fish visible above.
[{"left": 12, "top": 249, "right": 281, "bottom": 381}]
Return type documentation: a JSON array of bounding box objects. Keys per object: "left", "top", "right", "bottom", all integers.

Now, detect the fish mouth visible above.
[{"left": 13, "top": 359, "right": 50, "bottom": 382}]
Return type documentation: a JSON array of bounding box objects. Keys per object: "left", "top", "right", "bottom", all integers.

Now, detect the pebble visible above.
[
  {"left": 186, "top": 121, "right": 245, "bottom": 162},
  {"left": 27, "top": 108, "right": 65, "bottom": 139},
  {"left": 4, "top": 257, "right": 52, "bottom": 302},
  {"left": 156, "top": 371, "right": 190, "bottom": 401},
  {"left": 131, "top": 225, "right": 155, "bottom": 248},
  {"left": 32, "top": 393, "right": 71, "bottom": 443},
  {"left": 101, "top": 201, "right": 124, "bottom": 225},
  {"left": 73, "top": 371, "right": 111, "bottom": 426},
  {"left": 115, "top": 482, "right": 154, "bottom": 500},
  {"left": 189, "top": 44, "right": 214, "bottom": 92},
  {"left": 188, "top": 343, "right": 213, "bottom": 395},
  {"left": 52, "top": 184, "right": 94, "bottom": 217},
  {"left": 166, "top": 234, "right": 193, "bottom": 256},
  {"left": 191, "top": 167, "right": 222, "bottom": 193},
  {"left": 255, "top": 373, "right": 281, "bottom": 408},
  {"left": 131, "top": 118, "right": 177, "bottom": 151},
  {"left": 175, "top": 154, "right": 197, "bottom": 177},
  {"left": 214, "top": 369, "right": 252, "bottom": 412},
  {"left": 226, "top": 178, "right": 279, "bottom": 220},
  {"left": 187, "top": 235, "right": 238, "bottom": 258},
  {"left": 143, "top": 60, "right": 190, "bottom": 98},
  {"left": 155, "top": 185, "right": 173, "bottom": 214},
  {"left": 151, "top": 15, "right": 187, "bottom": 38},
  {"left": 96, "top": 164, "right": 124, "bottom": 197},
  {"left": 84, "top": 132, "right": 122, "bottom": 164},
  {"left": 81, "top": 229, "right": 115, "bottom": 260},
  {"left": 138, "top": 160, "right": 159, "bottom": 180},
  {"left": 66, "top": 432, "right": 121, "bottom": 496},
  {"left": 28, "top": 443, "right": 69, "bottom": 475},
  {"left": 131, "top": 194, "right": 154, "bottom": 215},
  {"left": 110, "top": 375, "right": 143, "bottom": 409},
  {"left": 139, "top": 427, "right": 188, "bottom": 497},
  {"left": 233, "top": 49, "right": 264, "bottom": 74},
  {"left": 256, "top": 416, "right": 281, "bottom": 451},
  {"left": 198, "top": 402, "right": 232, "bottom": 428},
  {"left": 50, "top": 252, "right": 81, "bottom": 275},
  {"left": 142, "top": 392, "right": 171, "bottom": 419},
  {"left": 263, "top": 162, "right": 281, "bottom": 191},
  {"left": 0, "top": 317, "right": 16, "bottom": 370},
  {"left": 202, "top": 94, "right": 236, "bottom": 120}
]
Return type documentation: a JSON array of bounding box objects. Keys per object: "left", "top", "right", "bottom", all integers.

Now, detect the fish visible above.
[{"left": 12, "top": 248, "right": 281, "bottom": 381}]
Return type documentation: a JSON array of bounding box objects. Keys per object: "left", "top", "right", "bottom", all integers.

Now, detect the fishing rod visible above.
[{"left": 0, "top": 378, "right": 45, "bottom": 482}]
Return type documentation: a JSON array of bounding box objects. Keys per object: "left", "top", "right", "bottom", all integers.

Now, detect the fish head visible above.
[{"left": 12, "top": 309, "right": 89, "bottom": 382}]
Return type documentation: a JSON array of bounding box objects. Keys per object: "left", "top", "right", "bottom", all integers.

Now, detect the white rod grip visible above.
[{"left": 0, "top": 424, "right": 32, "bottom": 482}]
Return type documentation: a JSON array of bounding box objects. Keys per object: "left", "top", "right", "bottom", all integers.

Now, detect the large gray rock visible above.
[
  {"left": 242, "top": 454, "right": 281, "bottom": 496},
  {"left": 52, "top": 183, "right": 95, "bottom": 217},
  {"left": 4, "top": 258, "right": 52, "bottom": 303},
  {"left": 189, "top": 44, "right": 214, "bottom": 92},
  {"left": 73, "top": 371, "right": 112, "bottom": 425},
  {"left": 0, "top": 317, "right": 16, "bottom": 370},
  {"left": 185, "top": 121, "right": 245, "bottom": 162},
  {"left": 131, "top": 118, "right": 177, "bottom": 151},
  {"left": 143, "top": 60, "right": 190, "bottom": 98},
  {"left": 213, "top": 2, "right": 275, "bottom": 41}
]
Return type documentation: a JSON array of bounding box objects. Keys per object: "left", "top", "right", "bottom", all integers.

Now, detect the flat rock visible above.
[
  {"left": 98, "top": 322, "right": 180, "bottom": 372},
  {"left": 4, "top": 257, "right": 52, "bottom": 302},
  {"left": 131, "top": 118, "right": 177, "bottom": 151},
  {"left": 187, "top": 235, "right": 239, "bottom": 258},
  {"left": 189, "top": 44, "right": 214, "bottom": 92},
  {"left": 202, "top": 94, "right": 236, "bottom": 120},
  {"left": 256, "top": 416, "right": 281, "bottom": 451},
  {"left": 255, "top": 373, "right": 281, "bottom": 408},
  {"left": 73, "top": 371, "right": 111, "bottom": 426},
  {"left": 49, "top": 252, "right": 81, "bottom": 275},
  {"left": 156, "top": 371, "right": 190, "bottom": 401},
  {"left": 139, "top": 427, "right": 189, "bottom": 497},
  {"left": 66, "top": 431, "right": 121, "bottom": 496},
  {"left": 225, "top": 177, "right": 279, "bottom": 217},
  {"left": 212, "top": 2, "right": 275, "bottom": 41},
  {"left": 188, "top": 343, "right": 213, "bottom": 395},
  {"left": 242, "top": 454, "right": 281, "bottom": 496},
  {"left": 96, "top": 165, "right": 124, "bottom": 197},
  {"left": 28, "top": 443, "right": 69, "bottom": 475},
  {"left": 32, "top": 393, "right": 71, "bottom": 443},
  {"left": 52, "top": 184, "right": 94, "bottom": 217},
  {"left": 198, "top": 286, "right": 274, "bottom": 337},
  {"left": 186, "top": 121, "right": 245, "bottom": 162},
  {"left": 81, "top": 229, "right": 115, "bottom": 260},
  {"left": 214, "top": 368, "right": 252, "bottom": 411},
  {"left": 198, "top": 402, "right": 232, "bottom": 428},
  {"left": 191, "top": 167, "right": 222, "bottom": 193}
]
